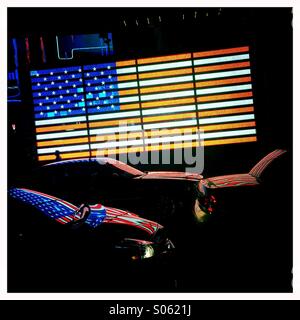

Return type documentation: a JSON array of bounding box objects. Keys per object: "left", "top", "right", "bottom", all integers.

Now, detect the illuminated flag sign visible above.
[{"left": 30, "top": 46, "right": 257, "bottom": 161}]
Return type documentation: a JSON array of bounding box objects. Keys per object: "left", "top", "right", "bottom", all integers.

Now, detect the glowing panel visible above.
[{"left": 31, "top": 46, "right": 257, "bottom": 161}]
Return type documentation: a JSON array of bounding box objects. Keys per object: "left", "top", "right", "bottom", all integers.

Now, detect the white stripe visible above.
[
  {"left": 37, "top": 144, "right": 90, "bottom": 155},
  {"left": 37, "top": 130, "right": 88, "bottom": 140},
  {"left": 198, "top": 99, "right": 253, "bottom": 110},
  {"left": 35, "top": 116, "right": 86, "bottom": 126},
  {"left": 119, "top": 96, "right": 140, "bottom": 103},
  {"left": 57, "top": 218, "right": 67, "bottom": 223},
  {"left": 195, "top": 69, "right": 251, "bottom": 80},
  {"left": 116, "top": 66, "right": 137, "bottom": 75},
  {"left": 90, "top": 124, "right": 142, "bottom": 135},
  {"left": 142, "top": 104, "right": 196, "bottom": 116},
  {"left": 193, "top": 53, "right": 250, "bottom": 66},
  {"left": 203, "top": 129, "right": 256, "bottom": 139},
  {"left": 139, "top": 75, "right": 193, "bottom": 87},
  {"left": 143, "top": 119, "right": 197, "bottom": 130},
  {"left": 91, "top": 139, "right": 144, "bottom": 149},
  {"left": 145, "top": 134, "right": 198, "bottom": 144},
  {"left": 196, "top": 84, "right": 252, "bottom": 96},
  {"left": 138, "top": 60, "right": 192, "bottom": 72},
  {"left": 118, "top": 81, "right": 138, "bottom": 89},
  {"left": 141, "top": 90, "right": 195, "bottom": 101},
  {"left": 199, "top": 114, "right": 255, "bottom": 125},
  {"left": 88, "top": 110, "right": 140, "bottom": 121}
]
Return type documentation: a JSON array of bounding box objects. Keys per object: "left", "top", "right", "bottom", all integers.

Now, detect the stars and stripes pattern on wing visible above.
[
  {"left": 31, "top": 46, "right": 257, "bottom": 161},
  {"left": 8, "top": 187, "right": 79, "bottom": 224}
]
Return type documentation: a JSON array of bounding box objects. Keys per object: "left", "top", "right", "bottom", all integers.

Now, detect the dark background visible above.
[{"left": 7, "top": 7, "right": 293, "bottom": 292}]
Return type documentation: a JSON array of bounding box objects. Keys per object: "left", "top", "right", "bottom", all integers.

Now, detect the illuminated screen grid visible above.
[{"left": 30, "top": 46, "right": 257, "bottom": 161}]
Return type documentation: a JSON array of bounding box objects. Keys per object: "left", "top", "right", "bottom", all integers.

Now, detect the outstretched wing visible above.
[{"left": 200, "top": 149, "right": 287, "bottom": 189}]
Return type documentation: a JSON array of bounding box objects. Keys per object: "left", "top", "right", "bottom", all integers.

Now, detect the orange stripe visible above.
[
  {"left": 138, "top": 53, "right": 191, "bottom": 65},
  {"left": 36, "top": 123, "right": 87, "bottom": 133},
  {"left": 116, "top": 60, "right": 136, "bottom": 67},
  {"left": 203, "top": 136, "right": 257, "bottom": 146},
  {"left": 39, "top": 151, "right": 90, "bottom": 161},
  {"left": 37, "top": 137, "right": 89, "bottom": 147},
  {"left": 140, "top": 82, "right": 194, "bottom": 94},
  {"left": 199, "top": 106, "right": 254, "bottom": 118},
  {"left": 197, "top": 91, "right": 253, "bottom": 103},
  {"left": 201, "top": 121, "right": 256, "bottom": 132},
  {"left": 91, "top": 146, "right": 144, "bottom": 156},
  {"left": 120, "top": 103, "right": 140, "bottom": 110},
  {"left": 90, "top": 131, "right": 144, "bottom": 142},
  {"left": 89, "top": 118, "right": 140, "bottom": 128},
  {"left": 195, "top": 61, "right": 250, "bottom": 73},
  {"left": 196, "top": 76, "right": 252, "bottom": 88},
  {"left": 193, "top": 46, "right": 249, "bottom": 58},
  {"left": 143, "top": 112, "right": 196, "bottom": 123},
  {"left": 142, "top": 97, "right": 195, "bottom": 109},
  {"left": 145, "top": 141, "right": 200, "bottom": 152},
  {"left": 119, "top": 88, "right": 139, "bottom": 96},
  {"left": 139, "top": 67, "right": 192, "bottom": 79},
  {"left": 117, "top": 74, "right": 137, "bottom": 81},
  {"left": 145, "top": 127, "right": 199, "bottom": 138}
]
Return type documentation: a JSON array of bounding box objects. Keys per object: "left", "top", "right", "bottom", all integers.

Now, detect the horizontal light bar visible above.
[
  {"left": 116, "top": 66, "right": 137, "bottom": 75},
  {"left": 195, "top": 69, "right": 251, "bottom": 81},
  {"left": 203, "top": 128, "right": 256, "bottom": 139},
  {"left": 118, "top": 81, "right": 138, "bottom": 89},
  {"left": 119, "top": 96, "right": 140, "bottom": 103},
  {"left": 37, "top": 130, "right": 88, "bottom": 140},
  {"left": 88, "top": 110, "right": 140, "bottom": 121},
  {"left": 143, "top": 119, "right": 197, "bottom": 130},
  {"left": 196, "top": 84, "right": 252, "bottom": 96},
  {"left": 194, "top": 54, "right": 250, "bottom": 66},
  {"left": 91, "top": 139, "right": 144, "bottom": 149},
  {"left": 140, "top": 90, "right": 195, "bottom": 102},
  {"left": 197, "top": 99, "right": 254, "bottom": 110},
  {"left": 199, "top": 114, "right": 255, "bottom": 125},
  {"left": 193, "top": 46, "right": 249, "bottom": 58},
  {"left": 37, "top": 144, "right": 90, "bottom": 155},
  {"left": 138, "top": 60, "right": 192, "bottom": 72},
  {"left": 139, "top": 75, "right": 193, "bottom": 87},
  {"left": 89, "top": 124, "right": 142, "bottom": 135},
  {"left": 145, "top": 134, "right": 199, "bottom": 145},
  {"left": 138, "top": 53, "right": 191, "bottom": 65},
  {"left": 142, "top": 104, "right": 196, "bottom": 116},
  {"left": 35, "top": 116, "right": 87, "bottom": 126}
]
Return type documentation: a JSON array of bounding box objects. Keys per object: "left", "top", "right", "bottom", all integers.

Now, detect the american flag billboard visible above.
[{"left": 30, "top": 46, "right": 256, "bottom": 161}]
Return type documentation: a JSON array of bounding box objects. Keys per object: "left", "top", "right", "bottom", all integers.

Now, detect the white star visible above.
[
  {"left": 39, "top": 103, "right": 42, "bottom": 106},
  {"left": 61, "top": 105, "right": 64, "bottom": 108},
  {"left": 66, "top": 90, "right": 70, "bottom": 93},
  {"left": 64, "top": 70, "right": 67, "bottom": 74},
  {"left": 94, "top": 77, "right": 97, "bottom": 80},
  {"left": 78, "top": 69, "right": 82, "bottom": 72},
  {"left": 108, "top": 75, "right": 112, "bottom": 79},
  {"left": 65, "top": 80, "right": 68, "bottom": 83},
  {"left": 79, "top": 78, "right": 83, "bottom": 82},
  {"left": 37, "top": 83, "right": 40, "bottom": 86},
  {"left": 38, "top": 93, "right": 41, "bottom": 96},
  {"left": 110, "top": 95, "right": 113, "bottom": 99},
  {"left": 51, "top": 82, "right": 54, "bottom": 85},
  {"left": 107, "top": 66, "right": 111, "bottom": 69},
  {"left": 73, "top": 84, "right": 76, "bottom": 88},
  {"left": 82, "top": 107, "right": 85, "bottom": 111},
  {"left": 87, "top": 73, "right": 90, "bottom": 76},
  {"left": 74, "top": 94, "right": 77, "bottom": 97},
  {"left": 54, "top": 110, "right": 57, "bottom": 114},
  {"left": 96, "top": 97, "right": 99, "bottom": 100},
  {"left": 72, "top": 75, "right": 75, "bottom": 78},
  {"left": 58, "top": 76, "right": 61, "bottom": 79},
  {"left": 102, "top": 81, "right": 105, "bottom": 85},
  {"left": 44, "top": 77, "right": 47, "bottom": 81},
  {"left": 75, "top": 103, "right": 78, "bottom": 107},
  {"left": 101, "top": 71, "right": 104, "bottom": 75},
  {"left": 46, "top": 97, "right": 49, "bottom": 100},
  {"left": 68, "top": 109, "right": 71, "bottom": 112},
  {"left": 60, "top": 95, "right": 63, "bottom": 99},
  {"left": 89, "top": 102, "right": 92, "bottom": 106},
  {"left": 47, "top": 107, "right": 50, "bottom": 110},
  {"left": 40, "top": 112, "right": 43, "bottom": 115},
  {"left": 36, "top": 74, "right": 39, "bottom": 77},
  {"left": 52, "top": 91, "right": 55, "bottom": 95},
  {"left": 93, "top": 67, "right": 96, "bottom": 71},
  {"left": 45, "top": 87, "right": 48, "bottom": 91},
  {"left": 87, "top": 83, "right": 91, "bottom": 86},
  {"left": 50, "top": 72, "right": 53, "bottom": 75},
  {"left": 67, "top": 100, "right": 70, "bottom": 103},
  {"left": 97, "top": 106, "right": 100, "bottom": 110},
  {"left": 53, "top": 101, "right": 56, "bottom": 105},
  {"left": 81, "top": 98, "right": 84, "bottom": 102},
  {"left": 59, "top": 86, "right": 62, "bottom": 89}
]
